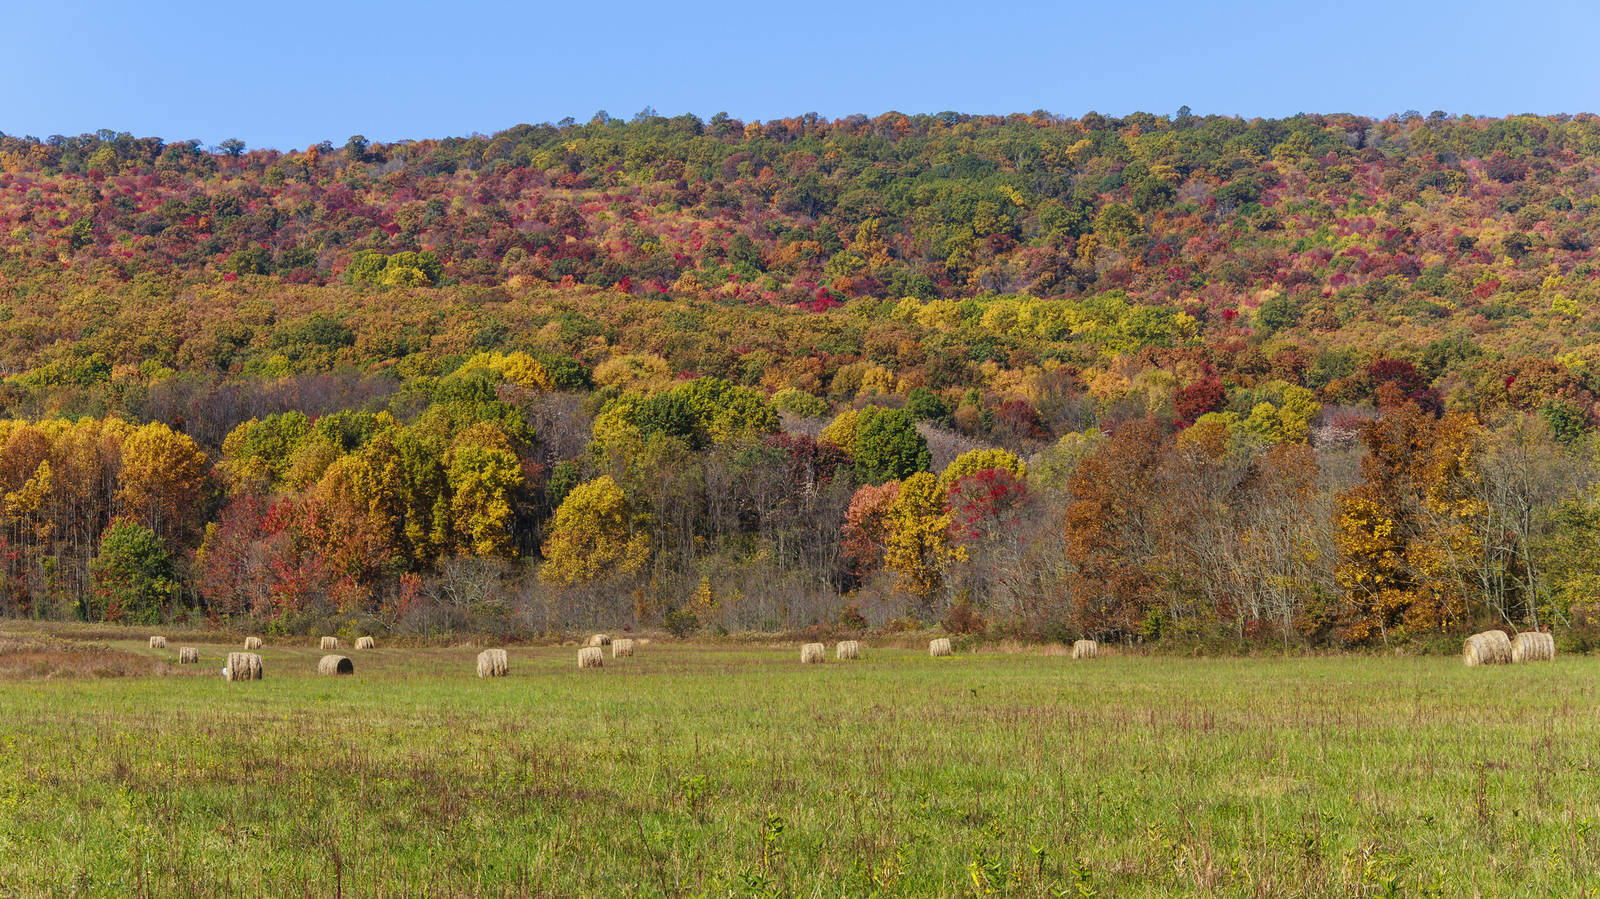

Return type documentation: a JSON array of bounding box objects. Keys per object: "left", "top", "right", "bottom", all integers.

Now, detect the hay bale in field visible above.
[
  {"left": 354, "top": 636, "right": 376, "bottom": 650},
  {"left": 319, "top": 636, "right": 339, "bottom": 651},
  {"left": 225, "top": 652, "right": 262, "bottom": 681},
  {"left": 1463, "top": 630, "right": 1513, "bottom": 666},
  {"left": 586, "top": 633, "right": 611, "bottom": 647},
  {"left": 612, "top": 638, "right": 634, "bottom": 658},
  {"left": 637, "top": 638, "right": 651, "bottom": 646},
  {"left": 1072, "top": 639, "right": 1098, "bottom": 660},
  {"left": 800, "top": 642, "right": 826, "bottom": 664},
  {"left": 836, "top": 640, "right": 861, "bottom": 661},
  {"left": 178, "top": 647, "right": 199, "bottom": 664},
  {"left": 929, "top": 637, "right": 952, "bottom": 657},
  {"left": 1511, "top": 631, "right": 1556, "bottom": 663},
  {"left": 318, "top": 654, "right": 354, "bottom": 676},
  {"left": 243, "top": 636, "right": 262, "bottom": 650},
  {"left": 476, "top": 648, "right": 508, "bottom": 678},
  {"left": 148, "top": 636, "right": 166, "bottom": 649},
  {"left": 579, "top": 646, "right": 604, "bottom": 668}
]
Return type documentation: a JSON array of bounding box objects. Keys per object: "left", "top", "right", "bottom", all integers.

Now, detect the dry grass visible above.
[{"left": 0, "top": 628, "right": 171, "bottom": 679}]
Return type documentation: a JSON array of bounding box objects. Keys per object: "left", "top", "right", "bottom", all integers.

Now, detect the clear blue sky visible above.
[{"left": 4, "top": 0, "right": 1596, "bottom": 150}]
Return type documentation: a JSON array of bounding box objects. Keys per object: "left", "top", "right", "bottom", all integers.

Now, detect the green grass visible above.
[{"left": 2, "top": 629, "right": 1599, "bottom": 897}]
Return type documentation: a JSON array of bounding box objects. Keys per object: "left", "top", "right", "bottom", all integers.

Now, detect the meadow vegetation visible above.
[{"left": 1, "top": 623, "right": 1595, "bottom": 897}]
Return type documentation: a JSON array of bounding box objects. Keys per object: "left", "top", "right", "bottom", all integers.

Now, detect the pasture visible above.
[{"left": 0, "top": 625, "right": 1596, "bottom": 897}]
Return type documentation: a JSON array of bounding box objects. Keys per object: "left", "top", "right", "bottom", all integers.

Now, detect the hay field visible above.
[{"left": 1, "top": 624, "right": 1597, "bottom": 897}]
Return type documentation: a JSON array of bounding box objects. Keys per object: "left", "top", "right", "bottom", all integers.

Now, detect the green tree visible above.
[
  {"left": 853, "top": 407, "right": 931, "bottom": 484},
  {"left": 1541, "top": 400, "right": 1590, "bottom": 448},
  {"left": 673, "top": 377, "right": 780, "bottom": 444},
  {"left": 1256, "top": 291, "right": 1302, "bottom": 334},
  {"left": 772, "top": 387, "right": 829, "bottom": 418},
  {"left": 904, "top": 387, "right": 951, "bottom": 425},
  {"left": 222, "top": 412, "right": 312, "bottom": 488},
  {"left": 346, "top": 427, "right": 450, "bottom": 566},
  {"left": 89, "top": 519, "right": 178, "bottom": 623}
]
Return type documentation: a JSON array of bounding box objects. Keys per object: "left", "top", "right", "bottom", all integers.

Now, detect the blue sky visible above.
[{"left": 4, "top": 0, "right": 1596, "bottom": 150}]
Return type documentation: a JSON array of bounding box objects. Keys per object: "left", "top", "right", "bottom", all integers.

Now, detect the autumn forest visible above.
[{"left": 3, "top": 108, "right": 1599, "bottom": 648}]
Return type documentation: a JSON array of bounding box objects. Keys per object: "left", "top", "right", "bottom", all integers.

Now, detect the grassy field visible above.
[{"left": 1, "top": 625, "right": 1597, "bottom": 897}]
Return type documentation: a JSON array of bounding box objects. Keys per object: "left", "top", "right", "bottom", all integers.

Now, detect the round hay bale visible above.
[
  {"left": 637, "top": 638, "right": 651, "bottom": 646},
  {"left": 317, "top": 654, "right": 354, "bottom": 676},
  {"left": 586, "top": 634, "right": 612, "bottom": 648},
  {"left": 148, "top": 636, "right": 166, "bottom": 650},
  {"left": 1072, "top": 639, "right": 1098, "bottom": 660},
  {"left": 929, "top": 637, "right": 952, "bottom": 657},
  {"left": 579, "top": 646, "right": 604, "bottom": 668},
  {"left": 476, "top": 648, "right": 508, "bottom": 678},
  {"left": 319, "top": 636, "right": 339, "bottom": 651},
  {"left": 800, "top": 642, "right": 826, "bottom": 664},
  {"left": 836, "top": 640, "right": 861, "bottom": 660},
  {"left": 354, "top": 636, "right": 376, "bottom": 650},
  {"left": 1511, "top": 631, "right": 1556, "bottom": 663},
  {"left": 178, "top": 647, "right": 199, "bottom": 664},
  {"left": 612, "top": 638, "right": 634, "bottom": 658},
  {"left": 1463, "top": 630, "right": 1513, "bottom": 666},
  {"left": 225, "top": 652, "right": 263, "bottom": 681},
  {"left": 243, "top": 636, "right": 262, "bottom": 650}
]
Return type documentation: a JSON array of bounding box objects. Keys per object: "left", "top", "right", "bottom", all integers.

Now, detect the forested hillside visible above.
[{"left": 1, "top": 109, "right": 1598, "bottom": 646}]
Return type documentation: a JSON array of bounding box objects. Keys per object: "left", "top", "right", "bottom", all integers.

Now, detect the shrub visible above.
[
  {"left": 941, "top": 597, "right": 987, "bottom": 635},
  {"left": 664, "top": 608, "right": 700, "bottom": 638},
  {"left": 838, "top": 604, "right": 868, "bottom": 630}
]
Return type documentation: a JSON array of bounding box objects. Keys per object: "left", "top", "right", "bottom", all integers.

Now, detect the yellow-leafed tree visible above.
[
  {"left": 118, "top": 422, "right": 208, "bottom": 543},
  {"left": 541, "top": 476, "right": 650, "bottom": 585},
  {"left": 882, "top": 472, "right": 966, "bottom": 606},
  {"left": 939, "top": 448, "right": 1025, "bottom": 491},
  {"left": 447, "top": 424, "right": 524, "bottom": 558}
]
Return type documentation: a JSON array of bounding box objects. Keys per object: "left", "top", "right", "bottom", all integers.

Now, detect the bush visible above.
[
  {"left": 663, "top": 608, "right": 700, "bottom": 638},
  {"left": 941, "top": 597, "right": 987, "bottom": 635},
  {"left": 838, "top": 604, "right": 868, "bottom": 630}
]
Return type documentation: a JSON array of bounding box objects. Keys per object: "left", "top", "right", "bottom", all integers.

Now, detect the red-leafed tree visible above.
[
  {"left": 841, "top": 480, "right": 901, "bottom": 575},
  {"left": 946, "top": 468, "right": 1029, "bottom": 545},
  {"left": 1175, "top": 378, "right": 1226, "bottom": 423}
]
